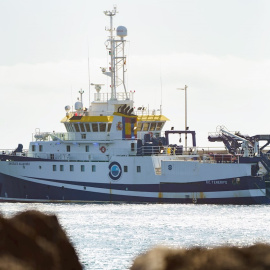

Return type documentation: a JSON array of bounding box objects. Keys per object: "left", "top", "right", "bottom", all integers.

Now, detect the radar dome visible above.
[
  {"left": 116, "top": 26, "right": 127, "bottom": 37},
  {"left": 75, "top": 101, "right": 83, "bottom": 111},
  {"left": 65, "top": 105, "right": 71, "bottom": 112}
]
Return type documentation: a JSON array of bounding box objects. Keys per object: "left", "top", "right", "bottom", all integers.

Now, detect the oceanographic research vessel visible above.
[{"left": 1, "top": 7, "right": 270, "bottom": 204}]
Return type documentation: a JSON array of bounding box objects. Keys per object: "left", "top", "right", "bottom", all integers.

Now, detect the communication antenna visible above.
[
  {"left": 79, "top": 89, "right": 84, "bottom": 103},
  {"left": 104, "top": 6, "right": 117, "bottom": 40},
  {"left": 87, "top": 41, "right": 91, "bottom": 107},
  {"left": 160, "top": 69, "right": 163, "bottom": 115},
  {"left": 103, "top": 7, "right": 128, "bottom": 100},
  {"left": 104, "top": 7, "right": 117, "bottom": 100}
]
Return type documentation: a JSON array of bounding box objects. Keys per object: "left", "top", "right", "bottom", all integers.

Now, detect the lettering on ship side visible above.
[
  {"left": 206, "top": 180, "right": 228, "bottom": 185},
  {"left": 9, "top": 162, "right": 30, "bottom": 166}
]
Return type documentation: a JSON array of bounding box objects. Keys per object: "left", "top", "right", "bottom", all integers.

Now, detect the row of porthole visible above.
[{"left": 52, "top": 164, "right": 96, "bottom": 172}]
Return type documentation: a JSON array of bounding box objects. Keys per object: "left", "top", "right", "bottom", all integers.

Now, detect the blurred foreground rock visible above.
[
  {"left": 0, "top": 210, "right": 82, "bottom": 270},
  {"left": 131, "top": 244, "right": 270, "bottom": 270}
]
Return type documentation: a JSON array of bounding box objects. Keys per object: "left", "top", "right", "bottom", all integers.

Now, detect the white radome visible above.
[{"left": 116, "top": 26, "right": 127, "bottom": 37}]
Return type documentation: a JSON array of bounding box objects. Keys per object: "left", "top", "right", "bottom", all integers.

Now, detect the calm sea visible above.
[{"left": 1, "top": 203, "right": 270, "bottom": 269}]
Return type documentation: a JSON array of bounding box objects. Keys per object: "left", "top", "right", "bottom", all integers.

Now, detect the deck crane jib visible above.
[
  {"left": 209, "top": 127, "right": 260, "bottom": 157},
  {"left": 220, "top": 128, "right": 260, "bottom": 157}
]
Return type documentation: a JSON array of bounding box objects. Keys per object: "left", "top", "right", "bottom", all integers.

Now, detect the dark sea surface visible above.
[{"left": 1, "top": 203, "right": 270, "bottom": 269}]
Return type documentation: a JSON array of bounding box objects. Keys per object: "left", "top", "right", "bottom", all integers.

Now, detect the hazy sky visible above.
[{"left": 1, "top": 0, "right": 270, "bottom": 149}]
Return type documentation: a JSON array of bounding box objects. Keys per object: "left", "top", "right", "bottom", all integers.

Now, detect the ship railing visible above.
[
  {"left": 94, "top": 92, "right": 134, "bottom": 102},
  {"left": 137, "top": 146, "right": 197, "bottom": 156},
  {"left": 200, "top": 154, "right": 237, "bottom": 163},
  {"left": 28, "top": 152, "right": 110, "bottom": 162},
  {"left": 135, "top": 108, "right": 162, "bottom": 116},
  {"left": 195, "top": 147, "right": 230, "bottom": 154},
  {"left": 34, "top": 132, "right": 112, "bottom": 142},
  {"left": 0, "top": 149, "right": 13, "bottom": 155},
  {"left": 30, "top": 153, "right": 78, "bottom": 161},
  {"left": 0, "top": 149, "right": 29, "bottom": 157},
  {"left": 138, "top": 146, "right": 226, "bottom": 157},
  {"left": 172, "top": 154, "right": 237, "bottom": 164},
  {"left": 137, "top": 146, "right": 239, "bottom": 163}
]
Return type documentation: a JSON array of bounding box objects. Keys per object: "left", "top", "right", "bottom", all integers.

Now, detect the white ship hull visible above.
[{"left": 0, "top": 156, "right": 268, "bottom": 204}]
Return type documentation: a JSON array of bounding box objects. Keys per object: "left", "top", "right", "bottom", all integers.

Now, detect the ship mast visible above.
[
  {"left": 104, "top": 7, "right": 128, "bottom": 100},
  {"left": 104, "top": 7, "right": 117, "bottom": 100}
]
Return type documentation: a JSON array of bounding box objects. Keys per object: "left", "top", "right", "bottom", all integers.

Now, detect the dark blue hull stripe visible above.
[
  {"left": 0, "top": 173, "right": 269, "bottom": 204},
  {"left": 22, "top": 175, "right": 266, "bottom": 193}
]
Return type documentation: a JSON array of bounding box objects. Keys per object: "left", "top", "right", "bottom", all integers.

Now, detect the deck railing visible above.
[
  {"left": 2, "top": 146, "right": 270, "bottom": 163},
  {"left": 94, "top": 91, "right": 134, "bottom": 102}
]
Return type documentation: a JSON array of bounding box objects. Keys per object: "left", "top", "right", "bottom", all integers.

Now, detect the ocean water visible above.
[{"left": 1, "top": 203, "right": 270, "bottom": 269}]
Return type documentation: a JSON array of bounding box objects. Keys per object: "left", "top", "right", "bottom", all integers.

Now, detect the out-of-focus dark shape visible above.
[
  {"left": 0, "top": 210, "right": 82, "bottom": 270},
  {"left": 131, "top": 244, "right": 270, "bottom": 270}
]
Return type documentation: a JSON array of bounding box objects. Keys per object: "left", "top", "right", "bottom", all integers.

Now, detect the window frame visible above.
[{"left": 81, "top": 165, "right": 85, "bottom": 172}]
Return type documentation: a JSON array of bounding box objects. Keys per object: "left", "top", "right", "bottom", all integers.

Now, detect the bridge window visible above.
[
  {"left": 81, "top": 134, "right": 86, "bottom": 139},
  {"left": 92, "top": 165, "right": 96, "bottom": 172},
  {"left": 70, "top": 165, "right": 74, "bottom": 172},
  {"left": 74, "top": 124, "right": 80, "bottom": 132},
  {"left": 80, "top": 124, "right": 85, "bottom": 132},
  {"left": 60, "top": 165, "right": 64, "bottom": 171},
  {"left": 149, "top": 123, "right": 156, "bottom": 131},
  {"left": 92, "top": 123, "right": 98, "bottom": 132},
  {"left": 85, "top": 145, "right": 89, "bottom": 152},
  {"left": 69, "top": 124, "right": 75, "bottom": 132},
  {"left": 67, "top": 145, "right": 71, "bottom": 152},
  {"left": 53, "top": 165, "right": 56, "bottom": 171},
  {"left": 99, "top": 123, "right": 106, "bottom": 132},
  {"left": 137, "top": 166, "right": 141, "bottom": 173},
  {"left": 65, "top": 123, "right": 73, "bottom": 132},
  {"left": 124, "top": 166, "right": 128, "bottom": 172},
  {"left": 143, "top": 123, "right": 149, "bottom": 131},
  {"left": 39, "top": 145, "right": 43, "bottom": 152},
  {"left": 156, "top": 122, "right": 164, "bottom": 131},
  {"left": 85, "top": 123, "right": 91, "bottom": 132},
  {"left": 137, "top": 122, "right": 142, "bottom": 131},
  {"left": 81, "top": 165, "right": 85, "bottom": 172},
  {"left": 32, "top": 145, "right": 36, "bottom": 152},
  {"left": 108, "top": 123, "right": 112, "bottom": 132}
]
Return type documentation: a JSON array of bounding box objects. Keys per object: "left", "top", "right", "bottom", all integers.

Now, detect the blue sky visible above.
[{"left": 1, "top": 0, "right": 270, "bottom": 149}]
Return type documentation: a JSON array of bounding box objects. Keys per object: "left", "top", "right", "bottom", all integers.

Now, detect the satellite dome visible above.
[
  {"left": 116, "top": 26, "right": 127, "bottom": 37},
  {"left": 65, "top": 105, "right": 71, "bottom": 112},
  {"left": 75, "top": 101, "right": 83, "bottom": 111}
]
